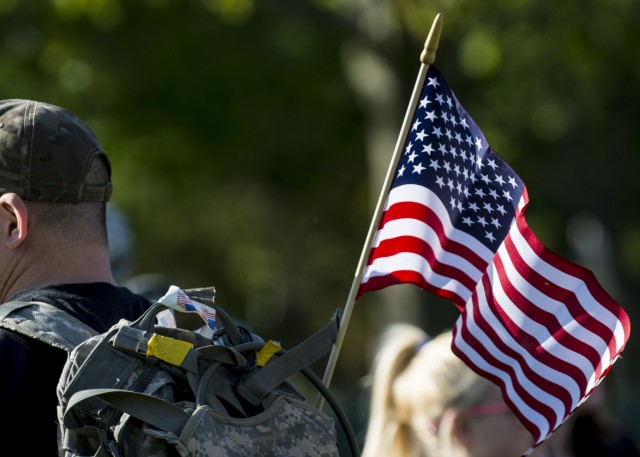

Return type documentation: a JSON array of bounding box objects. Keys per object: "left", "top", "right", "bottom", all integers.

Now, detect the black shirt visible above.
[{"left": 0, "top": 283, "right": 152, "bottom": 456}]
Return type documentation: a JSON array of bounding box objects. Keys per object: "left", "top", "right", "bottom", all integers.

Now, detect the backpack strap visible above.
[
  {"left": 236, "top": 308, "right": 341, "bottom": 406},
  {"left": 0, "top": 301, "right": 97, "bottom": 351}
]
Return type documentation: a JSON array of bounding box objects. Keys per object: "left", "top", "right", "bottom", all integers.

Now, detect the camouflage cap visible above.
[{"left": 0, "top": 99, "right": 112, "bottom": 203}]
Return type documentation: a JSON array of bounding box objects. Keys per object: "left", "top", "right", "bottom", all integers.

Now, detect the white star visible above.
[
  {"left": 425, "top": 110, "right": 436, "bottom": 121},
  {"left": 443, "top": 161, "right": 452, "bottom": 173},
  {"left": 475, "top": 137, "right": 483, "bottom": 150},
  {"left": 412, "top": 119, "right": 421, "bottom": 131},
  {"left": 407, "top": 151, "right": 418, "bottom": 163},
  {"left": 465, "top": 135, "right": 473, "bottom": 147},
  {"left": 416, "top": 130, "right": 427, "bottom": 142},
  {"left": 508, "top": 176, "right": 518, "bottom": 188},
  {"left": 449, "top": 196, "right": 457, "bottom": 209},
  {"left": 490, "top": 218, "right": 501, "bottom": 229},
  {"left": 427, "top": 76, "right": 440, "bottom": 88},
  {"left": 462, "top": 216, "right": 473, "bottom": 226},
  {"left": 412, "top": 162, "right": 426, "bottom": 174},
  {"left": 433, "top": 127, "right": 443, "bottom": 139},
  {"left": 419, "top": 95, "right": 431, "bottom": 108},
  {"left": 474, "top": 188, "right": 486, "bottom": 198},
  {"left": 489, "top": 189, "right": 499, "bottom": 199},
  {"left": 447, "top": 178, "right": 455, "bottom": 191},
  {"left": 487, "top": 159, "right": 498, "bottom": 170},
  {"left": 461, "top": 119, "right": 469, "bottom": 129},
  {"left": 429, "top": 159, "right": 441, "bottom": 171},
  {"left": 477, "top": 216, "right": 488, "bottom": 227},
  {"left": 435, "top": 93, "right": 445, "bottom": 104},
  {"left": 468, "top": 202, "right": 480, "bottom": 212},
  {"left": 423, "top": 144, "right": 434, "bottom": 155},
  {"left": 485, "top": 231, "right": 496, "bottom": 243},
  {"left": 480, "top": 174, "right": 491, "bottom": 185},
  {"left": 483, "top": 202, "right": 493, "bottom": 212},
  {"left": 435, "top": 175, "right": 445, "bottom": 188},
  {"left": 495, "top": 175, "right": 505, "bottom": 186},
  {"left": 405, "top": 142, "right": 413, "bottom": 154},
  {"left": 502, "top": 190, "right": 513, "bottom": 201},
  {"left": 496, "top": 204, "right": 507, "bottom": 216},
  {"left": 397, "top": 165, "right": 406, "bottom": 177}
]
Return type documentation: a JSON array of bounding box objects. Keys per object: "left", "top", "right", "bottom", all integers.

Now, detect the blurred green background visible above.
[{"left": 1, "top": 0, "right": 638, "bottom": 450}]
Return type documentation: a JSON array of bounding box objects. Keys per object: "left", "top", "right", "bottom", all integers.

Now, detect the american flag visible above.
[
  {"left": 176, "top": 289, "right": 217, "bottom": 330},
  {"left": 357, "top": 65, "right": 630, "bottom": 449}
]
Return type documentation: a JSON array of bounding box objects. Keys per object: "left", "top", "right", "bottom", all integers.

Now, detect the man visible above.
[{"left": 0, "top": 99, "right": 152, "bottom": 455}]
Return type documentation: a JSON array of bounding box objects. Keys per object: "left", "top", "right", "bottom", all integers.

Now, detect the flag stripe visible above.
[
  {"left": 452, "top": 321, "right": 549, "bottom": 440},
  {"left": 377, "top": 200, "right": 489, "bottom": 271},
  {"left": 471, "top": 275, "right": 573, "bottom": 420},
  {"left": 491, "top": 248, "right": 597, "bottom": 393},
  {"left": 515, "top": 217, "right": 630, "bottom": 354},
  {"left": 502, "top": 228, "right": 610, "bottom": 381}
]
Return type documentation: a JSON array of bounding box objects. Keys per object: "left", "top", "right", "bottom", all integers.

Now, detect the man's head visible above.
[
  {"left": 0, "top": 100, "right": 117, "bottom": 295},
  {"left": 0, "top": 99, "right": 112, "bottom": 203}
]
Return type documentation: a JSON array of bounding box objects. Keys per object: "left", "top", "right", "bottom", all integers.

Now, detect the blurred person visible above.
[
  {"left": 360, "top": 324, "right": 533, "bottom": 457},
  {"left": 361, "top": 322, "right": 639, "bottom": 457},
  {"left": 0, "top": 99, "right": 151, "bottom": 455}
]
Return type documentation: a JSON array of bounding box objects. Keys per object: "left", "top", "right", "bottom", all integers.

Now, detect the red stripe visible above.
[
  {"left": 474, "top": 274, "right": 570, "bottom": 416},
  {"left": 365, "top": 235, "right": 479, "bottom": 293},
  {"left": 378, "top": 200, "right": 488, "bottom": 270},
  {"left": 509, "top": 219, "right": 622, "bottom": 378},
  {"left": 452, "top": 303, "right": 553, "bottom": 444},
  {"left": 517, "top": 217, "right": 630, "bottom": 355},
  {"left": 493, "top": 245, "right": 596, "bottom": 391},
  {"left": 358, "top": 270, "right": 466, "bottom": 309}
]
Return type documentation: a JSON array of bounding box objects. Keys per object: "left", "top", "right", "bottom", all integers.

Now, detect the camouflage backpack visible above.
[{"left": 0, "top": 286, "right": 359, "bottom": 457}]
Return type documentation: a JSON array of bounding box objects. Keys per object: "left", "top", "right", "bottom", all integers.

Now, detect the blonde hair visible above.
[{"left": 361, "top": 324, "right": 498, "bottom": 457}]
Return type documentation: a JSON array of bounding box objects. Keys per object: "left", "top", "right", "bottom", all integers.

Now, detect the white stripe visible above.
[
  {"left": 509, "top": 223, "right": 623, "bottom": 360},
  {"left": 464, "top": 279, "right": 568, "bottom": 431},
  {"left": 371, "top": 218, "right": 485, "bottom": 282},
  {"left": 362, "top": 252, "right": 473, "bottom": 299},
  {"left": 494, "top": 246, "right": 598, "bottom": 391},
  {"left": 452, "top": 322, "right": 549, "bottom": 443},
  {"left": 484, "top": 260, "right": 583, "bottom": 405},
  {"left": 386, "top": 184, "right": 494, "bottom": 258}
]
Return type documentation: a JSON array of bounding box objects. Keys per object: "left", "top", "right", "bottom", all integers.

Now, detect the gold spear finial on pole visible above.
[{"left": 421, "top": 13, "right": 443, "bottom": 65}]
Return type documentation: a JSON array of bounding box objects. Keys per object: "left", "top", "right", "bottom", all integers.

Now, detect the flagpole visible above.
[{"left": 316, "top": 13, "right": 443, "bottom": 409}]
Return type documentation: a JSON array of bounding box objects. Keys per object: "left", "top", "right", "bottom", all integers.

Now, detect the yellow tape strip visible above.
[
  {"left": 147, "top": 333, "right": 193, "bottom": 366},
  {"left": 256, "top": 340, "right": 281, "bottom": 367}
]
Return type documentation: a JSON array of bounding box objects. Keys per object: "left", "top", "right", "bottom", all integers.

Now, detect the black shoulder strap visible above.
[{"left": 0, "top": 301, "right": 97, "bottom": 351}]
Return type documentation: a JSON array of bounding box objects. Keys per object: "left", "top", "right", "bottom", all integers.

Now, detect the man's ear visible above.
[{"left": 0, "top": 193, "right": 28, "bottom": 249}]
